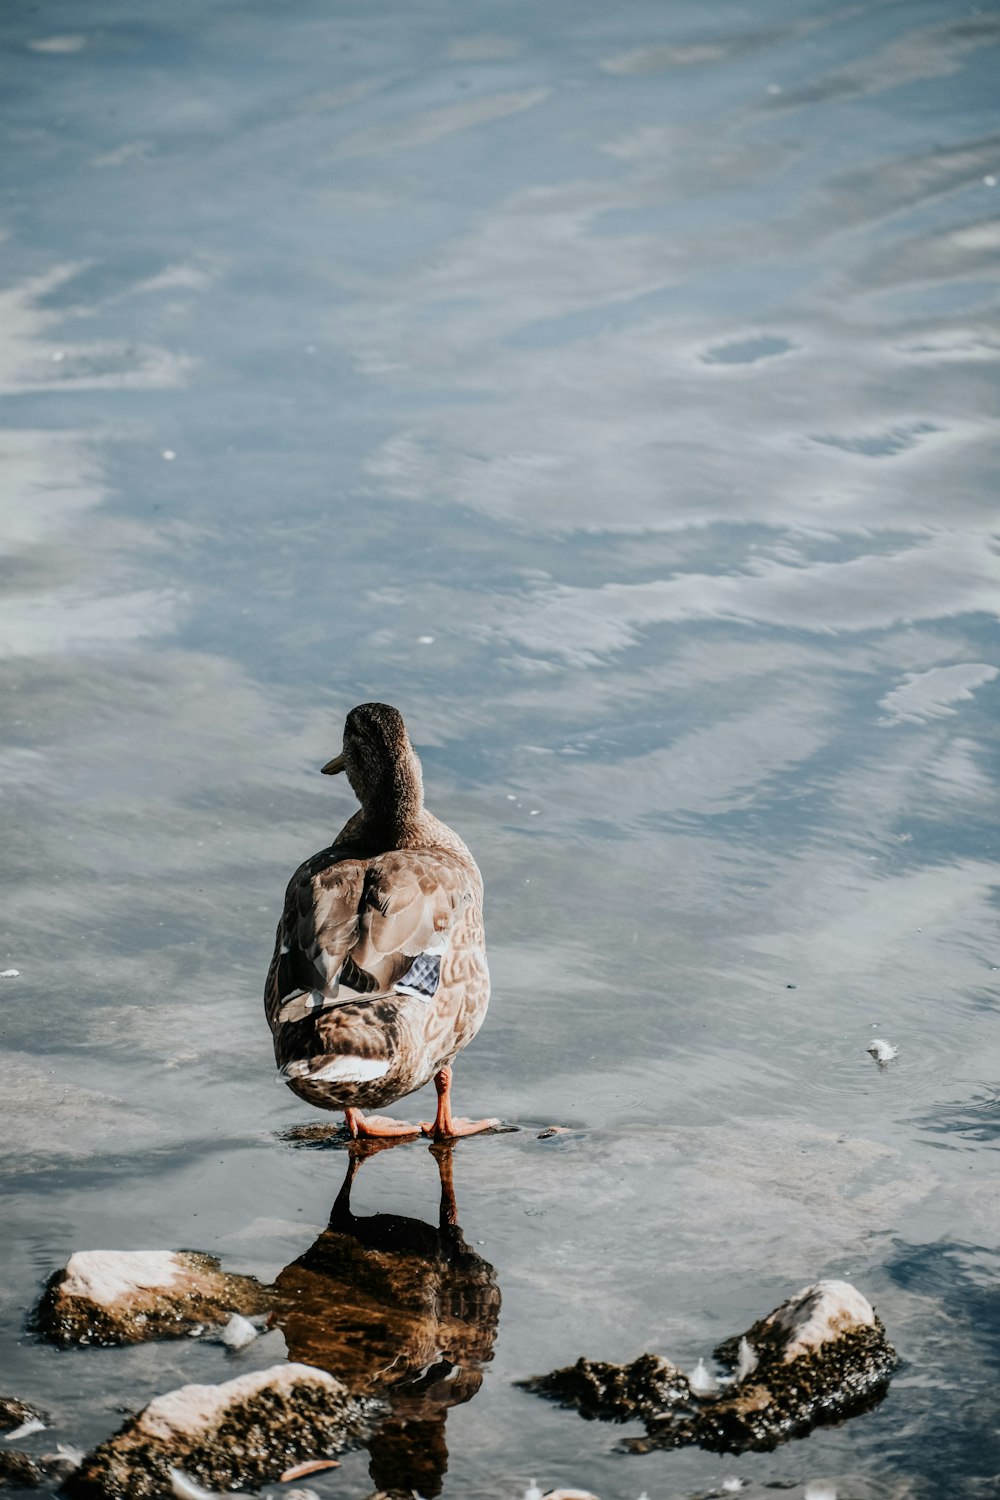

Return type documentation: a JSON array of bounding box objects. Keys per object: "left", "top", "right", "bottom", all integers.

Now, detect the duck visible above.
[{"left": 265, "top": 702, "right": 497, "bottom": 1140}]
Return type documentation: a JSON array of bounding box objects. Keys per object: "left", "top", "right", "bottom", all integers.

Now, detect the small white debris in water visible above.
[
  {"left": 28, "top": 34, "right": 87, "bottom": 52},
  {"left": 734, "top": 1336, "right": 758, "bottom": 1382},
  {"left": 162, "top": 449, "right": 176, "bottom": 461},
  {"left": 417, "top": 634, "right": 434, "bottom": 644},
  {"left": 688, "top": 1357, "right": 718, "bottom": 1395},
  {"left": 721, "top": 1482, "right": 745, "bottom": 1494},
  {"left": 1, "top": 969, "right": 19, "bottom": 978},
  {"left": 804, "top": 1485, "right": 837, "bottom": 1500},
  {"left": 867, "top": 1038, "right": 898, "bottom": 1063},
  {"left": 507, "top": 793, "right": 517, "bottom": 800},
  {"left": 523, "top": 1484, "right": 544, "bottom": 1500},
  {"left": 187, "top": 1323, "right": 205, "bottom": 1338},
  {"left": 51, "top": 350, "right": 66, "bottom": 362},
  {"left": 4, "top": 1417, "right": 46, "bottom": 1442},
  {"left": 984, "top": 175, "right": 997, "bottom": 187},
  {"left": 169, "top": 1470, "right": 228, "bottom": 1500},
  {"left": 529, "top": 809, "right": 541, "bottom": 816},
  {"left": 219, "top": 1312, "right": 258, "bottom": 1349}
]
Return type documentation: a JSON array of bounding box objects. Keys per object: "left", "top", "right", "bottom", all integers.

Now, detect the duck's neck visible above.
[{"left": 358, "top": 758, "right": 425, "bottom": 846}]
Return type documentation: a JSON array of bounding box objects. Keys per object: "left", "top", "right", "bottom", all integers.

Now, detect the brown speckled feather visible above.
[{"left": 264, "top": 705, "right": 490, "bottom": 1116}]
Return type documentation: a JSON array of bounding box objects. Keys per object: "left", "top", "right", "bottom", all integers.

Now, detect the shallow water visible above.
[{"left": 1, "top": 0, "right": 999, "bottom": 1495}]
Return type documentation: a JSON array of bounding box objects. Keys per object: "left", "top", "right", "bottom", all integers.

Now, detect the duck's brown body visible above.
[{"left": 264, "top": 704, "right": 494, "bottom": 1139}]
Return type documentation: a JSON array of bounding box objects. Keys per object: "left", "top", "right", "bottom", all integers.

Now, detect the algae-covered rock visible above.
[
  {"left": 693, "top": 1279, "right": 896, "bottom": 1453},
  {"left": 36, "top": 1250, "right": 270, "bottom": 1346},
  {"left": 64, "top": 1363, "right": 379, "bottom": 1499},
  {"left": 518, "top": 1352, "right": 691, "bottom": 1424},
  {"left": 0, "top": 1395, "right": 46, "bottom": 1433},
  {"left": 522, "top": 1279, "right": 896, "bottom": 1456},
  {"left": 0, "top": 1449, "right": 44, "bottom": 1488}
]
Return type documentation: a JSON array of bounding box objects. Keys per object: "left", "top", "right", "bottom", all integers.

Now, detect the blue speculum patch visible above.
[{"left": 394, "top": 953, "right": 441, "bottom": 1000}]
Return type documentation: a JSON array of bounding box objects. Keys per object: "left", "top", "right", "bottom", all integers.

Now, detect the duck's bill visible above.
[{"left": 321, "top": 753, "right": 346, "bottom": 775}]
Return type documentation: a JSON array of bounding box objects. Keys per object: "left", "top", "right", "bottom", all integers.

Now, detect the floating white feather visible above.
[
  {"left": 523, "top": 1484, "right": 544, "bottom": 1500},
  {"left": 867, "top": 1038, "right": 898, "bottom": 1063},
  {"left": 804, "top": 1485, "right": 837, "bottom": 1500},
  {"left": 687, "top": 1356, "right": 718, "bottom": 1395},
  {"left": 734, "top": 1336, "right": 758, "bottom": 1382},
  {"left": 219, "top": 1313, "right": 258, "bottom": 1350},
  {"left": 168, "top": 1470, "right": 228, "bottom": 1500},
  {"left": 4, "top": 1417, "right": 45, "bottom": 1442}
]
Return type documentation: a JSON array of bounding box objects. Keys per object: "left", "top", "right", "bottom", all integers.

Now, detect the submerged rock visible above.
[
  {"left": 64, "top": 1363, "right": 378, "bottom": 1499},
  {"left": 36, "top": 1250, "right": 270, "bottom": 1346},
  {"left": 523, "top": 1280, "right": 896, "bottom": 1455}
]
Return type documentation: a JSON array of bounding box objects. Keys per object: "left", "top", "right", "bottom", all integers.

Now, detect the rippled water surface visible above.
[{"left": 2, "top": 1, "right": 999, "bottom": 1495}]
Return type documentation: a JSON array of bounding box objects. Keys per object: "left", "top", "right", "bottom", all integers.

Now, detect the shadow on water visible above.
[{"left": 272, "top": 1142, "right": 500, "bottom": 1499}]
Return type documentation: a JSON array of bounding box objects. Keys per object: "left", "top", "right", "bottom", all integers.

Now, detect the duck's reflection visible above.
[{"left": 273, "top": 1142, "right": 500, "bottom": 1498}]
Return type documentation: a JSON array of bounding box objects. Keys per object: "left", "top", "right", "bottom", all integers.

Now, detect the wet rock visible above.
[
  {"left": 519, "top": 1352, "right": 690, "bottom": 1424},
  {"left": 0, "top": 1449, "right": 44, "bottom": 1488},
  {"left": 36, "top": 1250, "right": 270, "bottom": 1346},
  {"left": 0, "top": 1396, "right": 46, "bottom": 1434},
  {"left": 523, "top": 1280, "right": 896, "bottom": 1455},
  {"left": 64, "top": 1363, "right": 378, "bottom": 1499}
]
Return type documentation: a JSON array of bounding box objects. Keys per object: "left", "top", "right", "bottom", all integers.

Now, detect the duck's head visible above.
[{"left": 322, "top": 702, "right": 424, "bottom": 817}]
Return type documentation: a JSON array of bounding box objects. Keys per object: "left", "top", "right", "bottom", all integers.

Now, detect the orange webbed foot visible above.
[
  {"left": 344, "top": 1108, "right": 420, "bottom": 1140},
  {"left": 419, "top": 1116, "right": 501, "bottom": 1140}
]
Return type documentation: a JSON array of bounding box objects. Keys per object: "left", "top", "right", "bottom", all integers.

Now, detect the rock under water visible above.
[
  {"left": 63, "top": 1363, "right": 379, "bottom": 1499},
  {"left": 521, "top": 1279, "right": 896, "bottom": 1455}
]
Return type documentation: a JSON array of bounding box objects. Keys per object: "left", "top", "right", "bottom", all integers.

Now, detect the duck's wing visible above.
[{"left": 265, "top": 845, "right": 477, "bottom": 1028}]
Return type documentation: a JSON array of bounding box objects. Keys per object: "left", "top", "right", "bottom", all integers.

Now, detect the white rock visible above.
[
  {"left": 765, "top": 1280, "right": 875, "bottom": 1363},
  {"left": 75, "top": 1364, "right": 365, "bottom": 1496},
  {"left": 60, "top": 1249, "right": 182, "bottom": 1304},
  {"left": 143, "top": 1365, "right": 325, "bottom": 1444},
  {"left": 39, "top": 1247, "right": 268, "bottom": 1345}
]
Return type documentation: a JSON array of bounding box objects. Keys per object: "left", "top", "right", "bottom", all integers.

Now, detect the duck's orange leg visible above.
[
  {"left": 343, "top": 1107, "right": 420, "bottom": 1139},
  {"left": 420, "top": 1065, "right": 499, "bottom": 1140}
]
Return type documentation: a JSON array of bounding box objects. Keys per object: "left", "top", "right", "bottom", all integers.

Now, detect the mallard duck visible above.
[{"left": 265, "top": 702, "right": 496, "bottom": 1140}]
